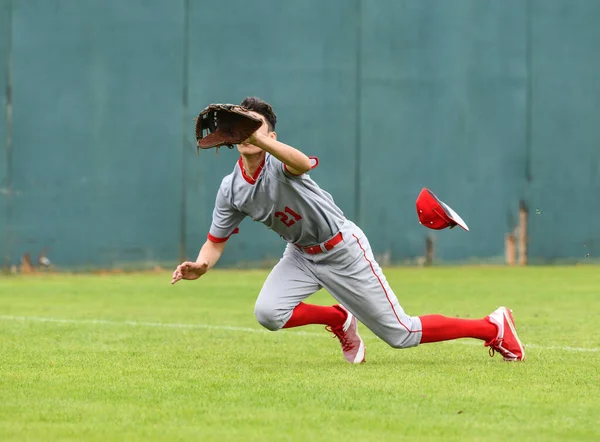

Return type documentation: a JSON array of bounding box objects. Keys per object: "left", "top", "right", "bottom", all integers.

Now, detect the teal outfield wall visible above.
[
  {"left": 1, "top": 0, "right": 599, "bottom": 269},
  {"left": 0, "top": 0, "right": 10, "bottom": 267}
]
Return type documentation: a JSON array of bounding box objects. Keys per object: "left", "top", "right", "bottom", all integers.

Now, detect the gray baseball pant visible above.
[{"left": 254, "top": 220, "right": 423, "bottom": 348}]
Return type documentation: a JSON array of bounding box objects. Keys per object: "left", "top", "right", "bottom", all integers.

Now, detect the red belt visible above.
[{"left": 297, "top": 232, "right": 343, "bottom": 255}]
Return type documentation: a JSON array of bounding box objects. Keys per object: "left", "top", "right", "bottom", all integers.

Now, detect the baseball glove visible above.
[{"left": 194, "top": 104, "right": 263, "bottom": 154}]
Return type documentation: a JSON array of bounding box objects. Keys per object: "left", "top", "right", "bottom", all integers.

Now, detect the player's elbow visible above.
[
  {"left": 299, "top": 156, "right": 312, "bottom": 173},
  {"left": 291, "top": 157, "right": 312, "bottom": 175}
]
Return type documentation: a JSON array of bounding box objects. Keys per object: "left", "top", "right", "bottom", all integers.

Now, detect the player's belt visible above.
[{"left": 297, "top": 232, "right": 344, "bottom": 255}]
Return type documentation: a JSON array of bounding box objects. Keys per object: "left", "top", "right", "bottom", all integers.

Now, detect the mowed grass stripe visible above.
[{"left": 0, "top": 314, "right": 597, "bottom": 353}]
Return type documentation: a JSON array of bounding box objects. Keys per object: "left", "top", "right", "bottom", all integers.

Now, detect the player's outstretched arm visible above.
[
  {"left": 170, "top": 240, "right": 226, "bottom": 284},
  {"left": 249, "top": 132, "right": 312, "bottom": 175}
]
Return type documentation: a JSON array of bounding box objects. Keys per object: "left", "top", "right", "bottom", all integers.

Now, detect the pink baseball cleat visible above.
[
  {"left": 326, "top": 305, "right": 366, "bottom": 364},
  {"left": 485, "top": 307, "right": 525, "bottom": 361}
]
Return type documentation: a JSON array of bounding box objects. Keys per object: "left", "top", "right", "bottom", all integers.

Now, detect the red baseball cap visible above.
[{"left": 416, "top": 188, "right": 469, "bottom": 231}]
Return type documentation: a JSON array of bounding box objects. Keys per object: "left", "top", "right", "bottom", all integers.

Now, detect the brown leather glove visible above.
[{"left": 195, "top": 104, "right": 263, "bottom": 154}]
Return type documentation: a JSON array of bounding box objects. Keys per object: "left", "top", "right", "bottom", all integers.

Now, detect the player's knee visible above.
[
  {"left": 379, "top": 334, "right": 401, "bottom": 349},
  {"left": 254, "top": 303, "right": 284, "bottom": 331},
  {"left": 380, "top": 332, "right": 420, "bottom": 349},
  {"left": 386, "top": 340, "right": 412, "bottom": 349}
]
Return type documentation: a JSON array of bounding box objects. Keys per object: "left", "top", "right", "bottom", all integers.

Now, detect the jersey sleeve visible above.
[{"left": 207, "top": 178, "right": 246, "bottom": 243}]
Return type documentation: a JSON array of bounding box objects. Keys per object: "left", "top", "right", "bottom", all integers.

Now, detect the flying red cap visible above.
[{"left": 416, "top": 188, "right": 469, "bottom": 231}]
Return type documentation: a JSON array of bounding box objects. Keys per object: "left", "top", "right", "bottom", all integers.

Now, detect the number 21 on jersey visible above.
[{"left": 274, "top": 206, "right": 302, "bottom": 227}]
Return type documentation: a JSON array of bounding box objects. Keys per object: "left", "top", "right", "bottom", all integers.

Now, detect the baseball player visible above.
[{"left": 171, "top": 97, "right": 525, "bottom": 363}]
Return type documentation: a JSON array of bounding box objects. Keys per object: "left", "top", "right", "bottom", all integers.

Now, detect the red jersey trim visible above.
[
  {"left": 207, "top": 228, "right": 240, "bottom": 243},
  {"left": 238, "top": 157, "right": 265, "bottom": 185},
  {"left": 283, "top": 156, "right": 319, "bottom": 176}
]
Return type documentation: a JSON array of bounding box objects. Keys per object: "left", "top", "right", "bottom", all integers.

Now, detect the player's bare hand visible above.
[
  {"left": 242, "top": 130, "right": 262, "bottom": 146},
  {"left": 171, "top": 261, "right": 209, "bottom": 284}
]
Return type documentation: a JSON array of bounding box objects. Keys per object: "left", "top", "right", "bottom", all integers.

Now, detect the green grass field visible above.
[{"left": 1, "top": 266, "right": 598, "bottom": 441}]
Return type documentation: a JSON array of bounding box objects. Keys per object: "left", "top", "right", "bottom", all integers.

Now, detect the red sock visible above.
[
  {"left": 419, "top": 314, "right": 497, "bottom": 343},
  {"left": 282, "top": 302, "right": 347, "bottom": 329}
]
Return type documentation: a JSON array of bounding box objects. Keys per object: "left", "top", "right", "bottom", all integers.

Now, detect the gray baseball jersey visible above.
[
  {"left": 208, "top": 153, "right": 422, "bottom": 348},
  {"left": 208, "top": 153, "right": 344, "bottom": 246}
]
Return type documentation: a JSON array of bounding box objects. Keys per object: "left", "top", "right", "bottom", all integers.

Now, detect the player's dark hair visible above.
[{"left": 240, "top": 96, "right": 277, "bottom": 132}]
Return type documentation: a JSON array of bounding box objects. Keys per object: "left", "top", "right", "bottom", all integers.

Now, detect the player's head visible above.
[
  {"left": 238, "top": 97, "right": 278, "bottom": 155},
  {"left": 240, "top": 97, "right": 277, "bottom": 132}
]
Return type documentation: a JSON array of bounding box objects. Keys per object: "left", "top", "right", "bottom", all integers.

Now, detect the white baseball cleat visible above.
[
  {"left": 484, "top": 306, "right": 525, "bottom": 361},
  {"left": 325, "top": 305, "right": 366, "bottom": 364}
]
